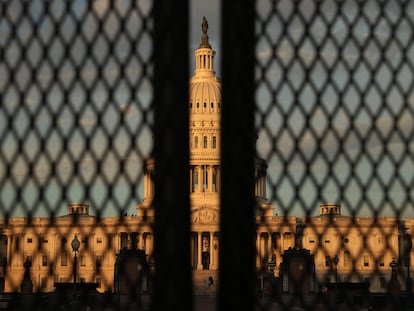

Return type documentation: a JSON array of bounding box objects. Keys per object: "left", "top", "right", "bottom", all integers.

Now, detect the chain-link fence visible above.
[
  {"left": 1, "top": 1, "right": 155, "bottom": 309},
  {"left": 1, "top": 0, "right": 414, "bottom": 310},
  {"left": 255, "top": 0, "right": 414, "bottom": 310}
]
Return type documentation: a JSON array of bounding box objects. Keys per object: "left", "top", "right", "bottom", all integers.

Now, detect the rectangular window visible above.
[
  {"left": 42, "top": 239, "right": 48, "bottom": 243},
  {"left": 192, "top": 168, "right": 198, "bottom": 192},
  {"left": 41, "top": 277, "right": 47, "bottom": 289},
  {"left": 80, "top": 255, "right": 86, "bottom": 266},
  {"left": 212, "top": 136, "right": 216, "bottom": 148},
  {"left": 325, "top": 256, "right": 331, "bottom": 267},
  {"left": 96, "top": 277, "right": 101, "bottom": 288},
  {"left": 203, "top": 136, "right": 207, "bottom": 148},
  {"left": 61, "top": 251, "right": 68, "bottom": 266},
  {"left": 96, "top": 255, "right": 102, "bottom": 267},
  {"left": 96, "top": 237, "right": 102, "bottom": 244},
  {"left": 212, "top": 168, "right": 217, "bottom": 192},
  {"left": 344, "top": 251, "right": 351, "bottom": 267},
  {"left": 27, "top": 238, "right": 32, "bottom": 243},
  {"left": 363, "top": 254, "right": 369, "bottom": 267},
  {"left": 42, "top": 255, "right": 48, "bottom": 267},
  {"left": 379, "top": 255, "right": 384, "bottom": 267},
  {"left": 80, "top": 277, "right": 86, "bottom": 283}
]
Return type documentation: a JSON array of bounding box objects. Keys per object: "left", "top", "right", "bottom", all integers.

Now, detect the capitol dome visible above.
[
  {"left": 189, "top": 16, "right": 221, "bottom": 113},
  {"left": 189, "top": 81, "right": 221, "bottom": 112}
]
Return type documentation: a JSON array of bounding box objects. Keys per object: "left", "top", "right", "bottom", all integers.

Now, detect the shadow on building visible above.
[
  {"left": 0, "top": 248, "right": 152, "bottom": 311},
  {"left": 259, "top": 247, "right": 414, "bottom": 310}
]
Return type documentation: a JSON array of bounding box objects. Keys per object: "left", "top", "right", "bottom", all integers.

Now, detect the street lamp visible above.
[{"left": 71, "top": 235, "right": 80, "bottom": 284}]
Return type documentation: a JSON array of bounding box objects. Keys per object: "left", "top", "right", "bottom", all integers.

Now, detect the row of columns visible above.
[
  {"left": 144, "top": 171, "right": 155, "bottom": 199},
  {"left": 196, "top": 52, "right": 214, "bottom": 71},
  {"left": 190, "top": 165, "right": 219, "bottom": 193},
  {"left": 146, "top": 165, "right": 221, "bottom": 198},
  {"left": 255, "top": 173, "right": 266, "bottom": 198},
  {"left": 191, "top": 231, "right": 219, "bottom": 270},
  {"left": 120, "top": 232, "right": 153, "bottom": 256},
  {"left": 256, "top": 232, "right": 294, "bottom": 269}
]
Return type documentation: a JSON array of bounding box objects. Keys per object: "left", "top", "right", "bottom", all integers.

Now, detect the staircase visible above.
[{"left": 192, "top": 270, "right": 218, "bottom": 296}]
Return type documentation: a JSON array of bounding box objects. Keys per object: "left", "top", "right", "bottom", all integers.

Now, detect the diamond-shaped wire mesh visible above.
[
  {"left": 255, "top": 0, "right": 414, "bottom": 309},
  {"left": 1, "top": 0, "right": 153, "bottom": 219},
  {"left": 3, "top": 0, "right": 414, "bottom": 310},
  {"left": 0, "top": 1, "right": 153, "bottom": 309}
]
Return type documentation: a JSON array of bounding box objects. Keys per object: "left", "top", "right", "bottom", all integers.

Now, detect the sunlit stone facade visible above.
[{"left": 0, "top": 18, "right": 412, "bottom": 295}]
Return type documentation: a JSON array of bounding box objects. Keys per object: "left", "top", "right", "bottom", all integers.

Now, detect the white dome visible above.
[{"left": 189, "top": 80, "right": 221, "bottom": 107}]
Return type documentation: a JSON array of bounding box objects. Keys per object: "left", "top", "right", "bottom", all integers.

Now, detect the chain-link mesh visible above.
[
  {"left": 2, "top": 0, "right": 414, "bottom": 310},
  {"left": 0, "top": 1, "right": 153, "bottom": 309},
  {"left": 255, "top": 0, "right": 414, "bottom": 310}
]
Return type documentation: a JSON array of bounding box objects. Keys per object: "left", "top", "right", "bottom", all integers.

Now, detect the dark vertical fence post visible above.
[
  {"left": 220, "top": 1, "right": 256, "bottom": 310},
  {"left": 153, "top": 1, "right": 191, "bottom": 310}
]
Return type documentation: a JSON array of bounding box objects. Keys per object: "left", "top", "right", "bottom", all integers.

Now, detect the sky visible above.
[
  {"left": 253, "top": 0, "right": 414, "bottom": 218},
  {"left": 0, "top": 0, "right": 413, "bottom": 219}
]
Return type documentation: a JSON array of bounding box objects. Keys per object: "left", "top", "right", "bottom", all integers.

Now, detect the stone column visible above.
[
  {"left": 267, "top": 232, "right": 272, "bottom": 260},
  {"left": 212, "top": 234, "right": 219, "bottom": 270},
  {"left": 209, "top": 232, "right": 214, "bottom": 269},
  {"left": 7, "top": 234, "right": 12, "bottom": 267},
  {"left": 256, "top": 233, "right": 260, "bottom": 267},
  {"left": 147, "top": 234, "right": 153, "bottom": 257},
  {"left": 197, "top": 233, "right": 202, "bottom": 270},
  {"left": 208, "top": 166, "right": 212, "bottom": 193}
]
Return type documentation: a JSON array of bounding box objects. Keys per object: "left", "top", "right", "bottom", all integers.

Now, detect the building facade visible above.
[{"left": 0, "top": 18, "right": 412, "bottom": 295}]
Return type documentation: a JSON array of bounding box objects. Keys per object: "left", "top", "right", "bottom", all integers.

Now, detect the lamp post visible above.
[
  {"left": 71, "top": 235, "right": 80, "bottom": 310},
  {"left": 71, "top": 235, "right": 80, "bottom": 284}
]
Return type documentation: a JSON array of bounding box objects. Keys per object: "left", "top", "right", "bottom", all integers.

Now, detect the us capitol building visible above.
[{"left": 0, "top": 18, "right": 413, "bottom": 296}]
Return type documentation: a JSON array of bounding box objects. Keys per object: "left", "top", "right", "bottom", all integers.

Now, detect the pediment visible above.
[{"left": 192, "top": 206, "right": 219, "bottom": 225}]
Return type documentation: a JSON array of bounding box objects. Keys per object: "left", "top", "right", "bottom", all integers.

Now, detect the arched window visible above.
[
  {"left": 197, "top": 102, "right": 199, "bottom": 108},
  {"left": 211, "top": 102, "right": 214, "bottom": 108},
  {"left": 204, "top": 102, "right": 207, "bottom": 108},
  {"left": 212, "top": 136, "right": 216, "bottom": 149}
]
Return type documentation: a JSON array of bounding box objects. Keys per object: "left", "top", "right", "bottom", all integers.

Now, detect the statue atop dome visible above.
[
  {"left": 199, "top": 16, "right": 211, "bottom": 48},
  {"left": 202, "top": 16, "right": 208, "bottom": 34}
]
